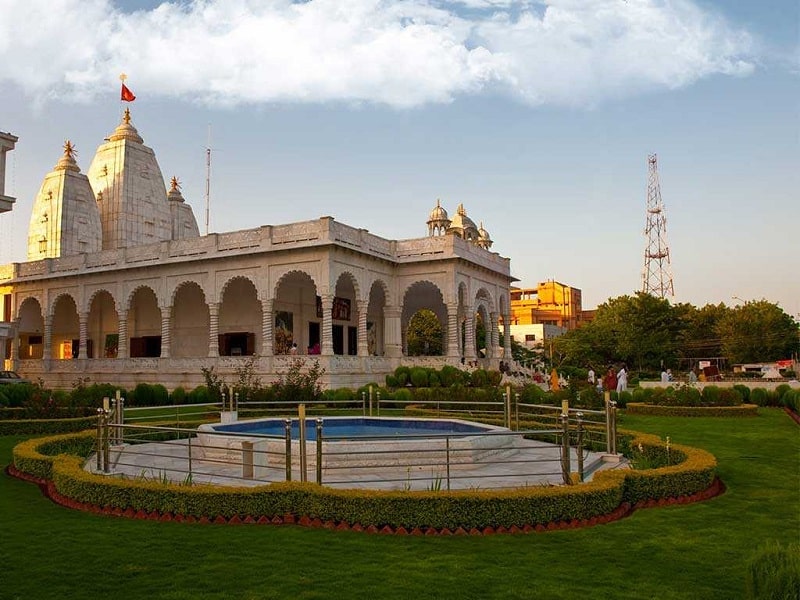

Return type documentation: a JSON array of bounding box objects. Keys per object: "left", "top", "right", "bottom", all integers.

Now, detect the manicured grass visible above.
[{"left": 1, "top": 409, "right": 798, "bottom": 599}]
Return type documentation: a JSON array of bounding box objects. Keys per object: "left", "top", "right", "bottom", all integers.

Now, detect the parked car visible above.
[{"left": 0, "top": 371, "right": 31, "bottom": 385}]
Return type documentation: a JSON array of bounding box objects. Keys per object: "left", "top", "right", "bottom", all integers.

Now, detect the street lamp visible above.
[{"left": 731, "top": 296, "right": 745, "bottom": 305}]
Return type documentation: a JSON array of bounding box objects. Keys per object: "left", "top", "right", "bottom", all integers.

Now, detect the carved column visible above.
[
  {"left": 383, "top": 306, "right": 403, "bottom": 358},
  {"left": 42, "top": 314, "right": 53, "bottom": 360},
  {"left": 208, "top": 302, "right": 219, "bottom": 358},
  {"left": 11, "top": 319, "right": 20, "bottom": 364},
  {"left": 489, "top": 311, "right": 499, "bottom": 359},
  {"left": 504, "top": 311, "right": 512, "bottom": 359},
  {"left": 117, "top": 310, "right": 128, "bottom": 359},
  {"left": 160, "top": 307, "right": 171, "bottom": 358},
  {"left": 446, "top": 303, "right": 460, "bottom": 359},
  {"left": 78, "top": 312, "right": 88, "bottom": 359},
  {"left": 464, "top": 310, "right": 476, "bottom": 361},
  {"left": 321, "top": 294, "right": 334, "bottom": 356},
  {"left": 261, "top": 298, "right": 274, "bottom": 356},
  {"left": 357, "top": 300, "right": 368, "bottom": 357}
]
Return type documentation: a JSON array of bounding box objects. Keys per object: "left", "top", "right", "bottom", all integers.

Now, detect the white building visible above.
[{"left": 0, "top": 111, "right": 515, "bottom": 390}]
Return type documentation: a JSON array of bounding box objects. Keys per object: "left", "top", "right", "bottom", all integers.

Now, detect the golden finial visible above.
[
  {"left": 119, "top": 73, "right": 127, "bottom": 82},
  {"left": 63, "top": 140, "right": 76, "bottom": 159},
  {"left": 123, "top": 108, "right": 131, "bottom": 124},
  {"left": 170, "top": 176, "right": 181, "bottom": 191}
]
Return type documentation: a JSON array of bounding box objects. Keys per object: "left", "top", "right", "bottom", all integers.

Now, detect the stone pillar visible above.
[
  {"left": 384, "top": 306, "right": 403, "bottom": 358},
  {"left": 43, "top": 314, "right": 53, "bottom": 360},
  {"left": 208, "top": 302, "right": 219, "bottom": 358},
  {"left": 261, "top": 298, "right": 274, "bottom": 356},
  {"left": 464, "top": 309, "right": 476, "bottom": 361},
  {"left": 504, "top": 311, "right": 512, "bottom": 359},
  {"left": 357, "top": 300, "right": 368, "bottom": 357},
  {"left": 117, "top": 310, "right": 128, "bottom": 359},
  {"left": 11, "top": 319, "right": 20, "bottom": 363},
  {"left": 489, "top": 311, "right": 499, "bottom": 359},
  {"left": 320, "top": 294, "right": 334, "bottom": 356},
  {"left": 446, "top": 302, "right": 459, "bottom": 359},
  {"left": 78, "top": 312, "right": 88, "bottom": 359},
  {"left": 160, "top": 307, "right": 171, "bottom": 358}
]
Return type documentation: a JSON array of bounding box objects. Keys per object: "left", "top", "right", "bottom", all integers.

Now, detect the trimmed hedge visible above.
[
  {"left": 625, "top": 403, "right": 759, "bottom": 418},
  {"left": 0, "top": 415, "right": 98, "bottom": 436},
  {"left": 13, "top": 428, "right": 717, "bottom": 530}
]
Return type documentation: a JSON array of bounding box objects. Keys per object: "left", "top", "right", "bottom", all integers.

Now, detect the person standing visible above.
[
  {"left": 661, "top": 369, "right": 669, "bottom": 384},
  {"left": 603, "top": 367, "right": 617, "bottom": 394},
  {"left": 588, "top": 367, "right": 596, "bottom": 385},
  {"left": 616, "top": 364, "right": 628, "bottom": 393}
]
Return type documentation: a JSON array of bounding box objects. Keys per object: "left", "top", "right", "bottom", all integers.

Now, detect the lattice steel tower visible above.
[{"left": 642, "top": 154, "right": 674, "bottom": 298}]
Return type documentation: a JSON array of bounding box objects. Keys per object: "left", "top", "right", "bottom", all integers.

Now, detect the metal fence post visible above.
[
  {"left": 560, "top": 412, "right": 571, "bottom": 485},
  {"left": 604, "top": 391, "right": 612, "bottom": 454},
  {"left": 446, "top": 437, "right": 451, "bottom": 491},
  {"left": 96, "top": 407, "right": 104, "bottom": 471},
  {"left": 298, "top": 406, "right": 307, "bottom": 483},
  {"left": 376, "top": 391, "right": 381, "bottom": 416},
  {"left": 118, "top": 396, "right": 125, "bottom": 445},
  {"left": 515, "top": 393, "right": 520, "bottom": 431},
  {"left": 187, "top": 436, "right": 193, "bottom": 481},
  {"left": 102, "top": 409, "right": 111, "bottom": 474},
  {"left": 284, "top": 418, "right": 292, "bottom": 481},
  {"left": 610, "top": 400, "right": 618, "bottom": 455},
  {"left": 576, "top": 412, "right": 585, "bottom": 482},
  {"left": 369, "top": 385, "right": 373, "bottom": 416},
  {"left": 362, "top": 392, "right": 366, "bottom": 416},
  {"left": 316, "top": 418, "right": 323, "bottom": 485}
]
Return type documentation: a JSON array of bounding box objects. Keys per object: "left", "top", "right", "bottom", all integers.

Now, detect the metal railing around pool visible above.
[{"left": 89, "top": 408, "right": 617, "bottom": 491}]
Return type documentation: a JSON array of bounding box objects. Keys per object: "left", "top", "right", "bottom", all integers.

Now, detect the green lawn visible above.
[{"left": 1, "top": 409, "right": 797, "bottom": 600}]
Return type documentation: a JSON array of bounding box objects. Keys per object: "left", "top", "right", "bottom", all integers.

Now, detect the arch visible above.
[
  {"left": 332, "top": 271, "right": 359, "bottom": 356},
  {"left": 219, "top": 273, "right": 259, "bottom": 301},
  {"left": 171, "top": 281, "right": 209, "bottom": 358},
  {"left": 332, "top": 270, "right": 361, "bottom": 302},
  {"left": 218, "top": 276, "right": 261, "bottom": 356},
  {"left": 87, "top": 290, "right": 119, "bottom": 359},
  {"left": 128, "top": 287, "right": 161, "bottom": 358},
  {"left": 50, "top": 294, "right": 79, "bottom": 359},
  {"left": 16, "top": 297, "right": 44, "bottom": 360},
  {"left": 272, "top": 269, "right": 319, "bottom": 300},
  {"left": 401, "top": 280, "right": 447, "bottom": 357},
  {"left": 474, "top": 286, "right": 496, "bottom": 314},
  {"left": 169, "top": 277, "right": 207, "bottom": 308},
  {"left": 273, "top": 270, "right": 319, "bottom": 355},
  {"left": 125, "top": 284, "right": 160, "bottom": 314},
  {"left": 86, "top": 287, "right": 119, "bottom": 316},
  {"left": 366, "top": 279, "right": 388, "bottom": 356}
]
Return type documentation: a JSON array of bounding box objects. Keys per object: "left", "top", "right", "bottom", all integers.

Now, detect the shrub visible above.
[
  {"left": 674, "top": 385, "right": 702, "bottom": 407},
  {"left": 519, "top": 384, "right": 546, "bottom": 404},
  {"left": 153, "top": 384, "right": 170, "bottom": 406},
  {"left": 616, "top": 391, "right": 632, "bottom": 408},
  {"left": 188, "top": 385, "right": 210, "bottom": 404},
  {"left": 428, "top": 372, "right": 441, "bottom": 388},
  {"left": 733, "top": 384, "right": 751, "bottom": 403},
  {"left": 333, "top": 388, "right": 355, "bottom": 403},
  {"left": 170, "top": 387, "right": 187, "bottom": 405},
  {"left": 775, "top": 384, "right": 791, "bottom": 404},
  {"left": 487, "top": 370, "right": 502, "bottom": 386},
  {"left": 271, "top": 358, "right": 325, "bottom": 404},
  {"left": 750, "top": 388, "right": 768, "bottom": 406},
  {"left": 394, "top": 366, "right": 411, "bottom": 386},
  {"left": 393, "top": 388, "right": 413, "bottom": 404},
  {"left": 438, "top": 365, "right": 461, "bottom": 387},
  {"left": 702, "top": 386, "right": 721, "bottom": 406},
  {"left": 745, "top": 541, "right": 800, "bottom": 600},
  {"left": 577, "top": 387, "right": 604, "bottom": 409},
  {"left": 385, "top": 374, "right": 399, "bottom": 388},
  {"left": 470, "top": 369, "right": 488, "bottom": 387},
  {"left": 1, "top": 383, "right": 35, "bottom": 407},
  {"left": 717, "top": 388, "right": 743, "bottom": 407},
  {"left": 409, "top": 367, "right": 429, "bottom": 388}
]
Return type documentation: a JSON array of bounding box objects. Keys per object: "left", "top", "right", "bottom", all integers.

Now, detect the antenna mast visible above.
[
  {"left": 642, "top": 154, "right": 675, "bottom": 298},
  {"left": 205, "top": 124, "right": 211, "bottom": 235}
]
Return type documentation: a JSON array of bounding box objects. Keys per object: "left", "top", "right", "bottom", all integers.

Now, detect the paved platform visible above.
[{"left": 87, "top": 436, "right": 627, "bottom": 491}]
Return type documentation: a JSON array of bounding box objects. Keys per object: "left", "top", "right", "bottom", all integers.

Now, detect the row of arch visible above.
[{"left": 10, "top": 271, "right": 511, "bottom": 363}]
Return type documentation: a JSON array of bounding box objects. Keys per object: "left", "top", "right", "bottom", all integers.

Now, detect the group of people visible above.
[{"left": 587, "top": 364, "right": 628, "bottom": 393}]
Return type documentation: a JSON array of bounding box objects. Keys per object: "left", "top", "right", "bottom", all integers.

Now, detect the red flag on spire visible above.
[{"left": 121, "top": 83, "right": 136, "bottom": 102}]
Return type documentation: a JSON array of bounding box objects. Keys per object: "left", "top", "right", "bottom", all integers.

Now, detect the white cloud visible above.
[{"left": 0, "top": 0, "right": 755, "bottom": 107}]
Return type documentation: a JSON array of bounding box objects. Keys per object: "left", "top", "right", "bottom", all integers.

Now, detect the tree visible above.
[
  {"left": 675, "top": 302, "right": 729, "bottom": 361},
  {"left": 715, "top": 300, "right": 799, "bottom": 364},
  {"left": 406, "top": 309, "right": 443, "bottom": 356}
]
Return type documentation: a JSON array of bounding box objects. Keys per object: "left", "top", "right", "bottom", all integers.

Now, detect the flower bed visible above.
[{"left": 11, "top": 429, "right": 719, "bottom": 532}]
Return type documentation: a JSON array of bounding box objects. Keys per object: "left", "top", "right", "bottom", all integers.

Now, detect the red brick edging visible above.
[{"left": 6, "top": 464, "right": 725, "bottom": 535}]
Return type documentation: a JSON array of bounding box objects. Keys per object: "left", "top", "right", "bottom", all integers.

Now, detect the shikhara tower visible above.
[{"left": 642, "top": 154, "right": 674, "bottom": 298}]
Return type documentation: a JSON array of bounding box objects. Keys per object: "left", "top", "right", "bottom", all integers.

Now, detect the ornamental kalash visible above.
[{"left": 0, "top": 110, "right": 514, "bottom": 390}]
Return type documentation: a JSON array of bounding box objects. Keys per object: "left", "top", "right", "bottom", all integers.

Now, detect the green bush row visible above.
[
  {"left": 13, "top": 430, "right": 716, "bottom": 530},
  {"left": 387, "top": 365, "right": 502, "bottom": 389},
  {"left": 0, "top": 415, "right": 98, "bottom": 436},
  {"left": 625, "top": 403, "right": 759, "bottom": 418}
]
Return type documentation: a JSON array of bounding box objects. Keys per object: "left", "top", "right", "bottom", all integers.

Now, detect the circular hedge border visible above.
[{"left": 10, "top": 429, "right": 721, "bottom": 533}]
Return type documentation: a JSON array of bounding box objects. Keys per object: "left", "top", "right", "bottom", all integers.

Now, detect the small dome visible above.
[
  {"left": 448, "top": 203, "right": 478, "bottom": 237},
  {"left": 477, "top": 221, "right": 493, "bottom": 249},
  {"left": 428, "top": 198, "right": 449, "bottom": 222},
  {"left": 108, "top": 108, "right": 144, "bottom": 143}
]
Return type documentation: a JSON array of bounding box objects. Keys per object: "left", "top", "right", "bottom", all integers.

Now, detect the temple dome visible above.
[
  {"left": 477, "top": 221, "right": 493, "bottom": 249},
  {"left": 426, "top": 198, "right": 451, "bottom": 236},
  {"left": 447, "top": 203, "right": 479, "bottom": 241},
  {"left": 108, "top": 108, "right": 144, "bottom": 143}
]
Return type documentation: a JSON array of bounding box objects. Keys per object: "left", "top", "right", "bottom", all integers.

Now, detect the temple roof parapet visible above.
[{"left": 1, "top": 216, "right": 512, "bottom": 284}]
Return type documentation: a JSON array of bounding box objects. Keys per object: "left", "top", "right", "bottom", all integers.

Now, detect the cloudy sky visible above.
[{"left": 1, "top": 0, "right": 797, "bottom": 314}]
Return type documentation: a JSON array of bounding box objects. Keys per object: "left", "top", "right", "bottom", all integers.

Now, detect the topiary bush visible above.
[
  {"left": 438, "top": 365, "right": 461, "bottom": 387},
  {"left": 393, "top": 388, "right": 413, "bottom": 405},
  {"left": 750, "top": 387, "right": 768, "bottom": 406},
  {"left": 487, "top": 370, "right": 502, "bottom": 386},
  {"left": 385, "top": 374, "right": 399, "bottom": 388},
  {"left": 188, "top": 385, "right": 211, "bottom": 404},
  {"left": 733, "top": 384, "right": 751, "bottom": 403},
  {"left": 470, "top": 369, "right": 488, "bottom": 387},
  {"left": 170, "top": 387, "right": 187, "bottom": 405},
  {"left": 394, "top": 366, "right": 410, "bottom": 387},
  {"left": 428, "top": 371, "right": 441, "bottom": 388},
  {"left": 409, "top": 367, "right": 429, "bottom": 388}
]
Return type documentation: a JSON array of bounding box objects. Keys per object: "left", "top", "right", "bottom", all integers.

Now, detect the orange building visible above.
[{"left": 510, "top": 281, "right": 587, "bottom": 330}]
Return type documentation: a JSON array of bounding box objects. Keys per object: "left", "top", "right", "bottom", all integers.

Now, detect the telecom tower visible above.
[{"left": 641, "top": 154, "right": 674, "bottom": 298}]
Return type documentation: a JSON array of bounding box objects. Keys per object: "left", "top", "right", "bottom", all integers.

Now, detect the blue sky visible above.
[{"left": 0, "top": 0, "right": 797, "bottom": 315}]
